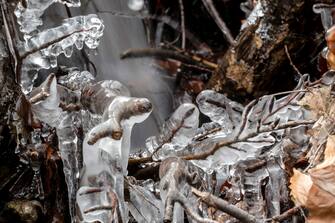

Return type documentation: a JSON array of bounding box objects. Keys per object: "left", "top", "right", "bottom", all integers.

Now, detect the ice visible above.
[
  {"left": 78, "top": 95, "right": 152, "bottom": 223},
  {"left": 81, "top": 80, "right": 131, "bottom": 115},
  {"left": 29, "top": 72, "right": 97, "bottom": 222},
  {"left": 128, "top": 183, "right": 164, "bottom": 222},
  {"left": 145, "top": 103, "right": 199, "bottom": 160},
  {"left": 196, "top": 90, "right": 243, "bottom": 132},
  {"left": 30, "top": 74, "right": 62, "bottom": 127},
  {"left": 128, "top": 0, "right": 144, "bottom": 11},
  {"left": 313, "top": 4, "right": 335, "bottom": 31},
  {"left": 14, "top": 0, "right": 81, "bottom": 37},
  {"left": 19, "top": 14, "right": 104, "bottom": 93},
  {"left": 57, "top": 112, "right": 82, "bottom": 221},
  {"left": 58, "top": 70, "right": 95, "bottom": 91}
]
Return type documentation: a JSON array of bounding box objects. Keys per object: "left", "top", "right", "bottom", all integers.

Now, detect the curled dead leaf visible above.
[{"left": 290, "top": 135, "right": 335, "bottom": 222}]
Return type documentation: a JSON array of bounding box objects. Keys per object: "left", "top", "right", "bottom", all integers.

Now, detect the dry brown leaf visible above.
[
  {"left": 290, "top": 135, "right": 335, "bottom": 222},
  {"left": 298, "top": 86, "right": 334, "bottom": 119}
]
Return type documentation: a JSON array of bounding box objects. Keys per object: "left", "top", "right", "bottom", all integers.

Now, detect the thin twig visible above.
[
  {"left": 20, "top": 30, "right": 84, "bottom": 60},
  {"left": 235, "top": 99, "right": 258, "bottom": 139},
  {"left": 121, "top": 48, "right": 218, "bottom": 70},
  {"left": 97, "top": 10, "right": 211, "bottom": 52},
  {"left": 128, "top": 107, "right": 196, "bottom": 165},
  {"left": 284, "top": 45, "right": 302, "bottom": 77},
  {"left": 192, "top": 187, "right": 257, "bottom": 223},
  {"left": 182, "top": 120, "right": 315, "bottom": 160},
  {"left": 201, "top": 0, "right": 235, "bottom": 45},
  {"left": 178, "top": 0, "right": 186, "bottom": 49},
  {"left": 268, "top": 206, "right": 302, "bottom": 222}
]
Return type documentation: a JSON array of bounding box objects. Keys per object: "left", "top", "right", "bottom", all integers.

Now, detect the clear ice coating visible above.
[
  {"left": 196, "top": 90, "right": 243, "bottom": 132},
  {"left": 78, "top": 95, "right": 152, "bottom": 223},
  {"left": 30, "top": 74, "right": 62, "bottom": 127},
  {"left": 145, "top": 103, "right": 199, "bottom": 160},
  {"left": 19, "top": 14, "right": 104, "bottom": 93},
  {"left": 29, "top": 74, "right": 85, "bottom": 221},
  {"left": 14, "top": 0, "right": 81, "bottom": 37},
  {"left": 128, "top": 183, "right": 164, "bottom": 222},
  {"left": 127, "top": 0, "right": 145, "bottom": 11}
]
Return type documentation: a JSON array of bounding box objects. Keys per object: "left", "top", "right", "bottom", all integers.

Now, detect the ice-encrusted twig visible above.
[
  {"left": 14, "top": 0, "right": 80, "bottom": 36},
  {"left": 159, "top": 157, "right": 216, "bottom": 223},
  {"left": 182, "top": 120, "right": 315, "bottom": 160},
  {"left": 18, "top": 14, "right": 104, "bottom": 93},
  {"left": 192, "top": 187, "right": 257, "bottom": 223},
  {"left": 29, "top": 74, "right": 55, "bottom": 104}
]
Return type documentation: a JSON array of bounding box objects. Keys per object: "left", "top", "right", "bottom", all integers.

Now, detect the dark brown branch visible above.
[
  {"left": 121, "top": 48, "right": 218, "bottom": 70},
  {"left": 192, "top": 187, "right": 257, "bottom": 223}
]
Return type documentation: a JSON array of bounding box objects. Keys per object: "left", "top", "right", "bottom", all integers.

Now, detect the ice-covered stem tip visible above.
[
  {"left": 80, "top": 80, "right": 130, "bottom": 115},
  {"left": 15, "top": 0, "right": 81, "bottom": 36},
  {"left": 313, "top": 3, "right": 335, "bottom": 31},
  {"left": 29, "top": 73, "right": 55, "bottom": 104},
  {"left": 87, "top": 96, "right": 153, "bottom": 145}
]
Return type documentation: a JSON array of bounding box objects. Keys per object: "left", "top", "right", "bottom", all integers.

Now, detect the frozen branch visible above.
[
  {"left": 192, "top": 187, "right": 257, "bottom": 223},
  {"left": 182, "top": 120, "right": 315, "bottom": 160}
]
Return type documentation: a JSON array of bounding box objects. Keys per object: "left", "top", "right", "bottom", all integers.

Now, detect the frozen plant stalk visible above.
[{"left": 78, "top": 96, "right": 152, "bottom": 223}]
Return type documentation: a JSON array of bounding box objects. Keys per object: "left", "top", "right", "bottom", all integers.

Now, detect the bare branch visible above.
[
  {"left": 269, "top": 206, "right": 302, "bottom": 222},
  {"left": 121, "top": 48, "right": 218, "bottom": 70},
  {"left": 201, "top": 0, "right": 235, "bottom": 45},
  {"left": 178, "top": 0, "right": 186, "bottom": 49},
  {"left": 192, "top": 187, "right": 257, "bottom": 223}
]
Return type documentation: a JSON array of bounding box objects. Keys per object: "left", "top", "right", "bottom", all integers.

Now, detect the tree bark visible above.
[{"left": 207, "top": 0, "right": 329, "bottom": 100}]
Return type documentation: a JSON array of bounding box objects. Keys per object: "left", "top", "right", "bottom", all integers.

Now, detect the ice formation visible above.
[
  {"left": 78, "top": 82, "right": 152, "bottom": 222},
  {"left": 19, "top": 14, "right": 104, "bottom": 93},
  {"left": 145, "top": 103, "right": 199, "bottom": 160},
  {"left": 14, "top": 0, "right": 81, "bottom": 37}
]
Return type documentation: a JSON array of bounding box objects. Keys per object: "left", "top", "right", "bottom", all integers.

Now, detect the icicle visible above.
[
  {"left": 20, "top": 14, "right": 104, "bottom": 94},
  {"left": 29, "top": 73, "right": 92, "bottom": 222},
  {"left": 14, "top": 0, "right": 80, "bottom": 37},
  {"left": 145, "top": 103, "right": 199, "bottom": 160}
]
